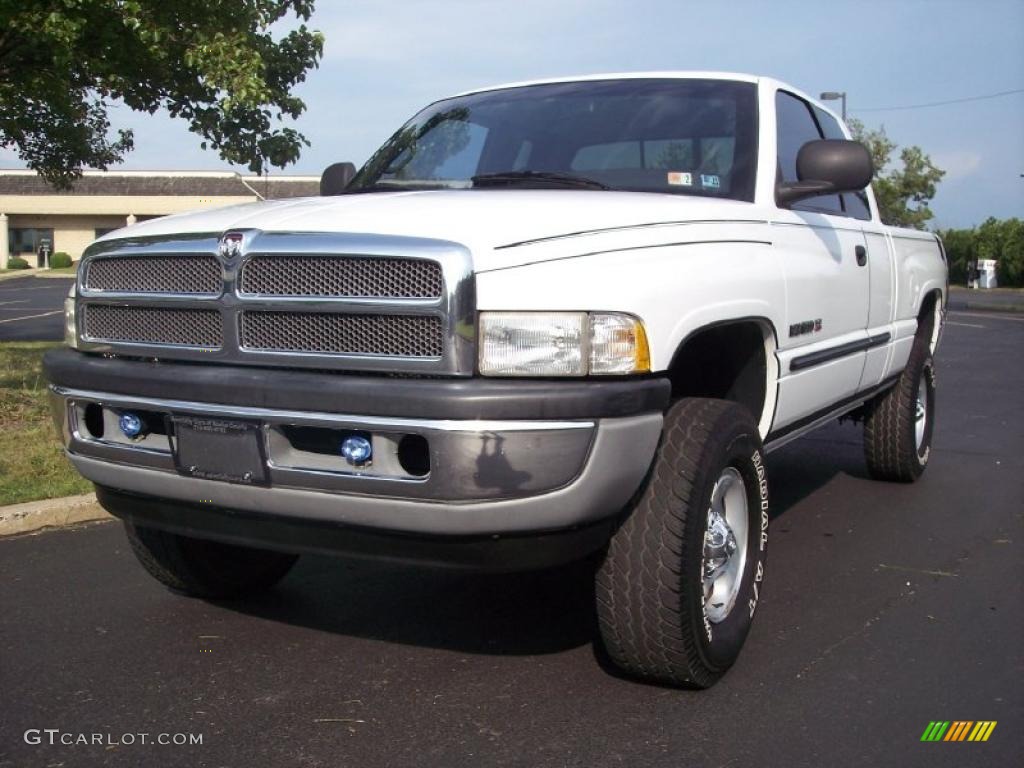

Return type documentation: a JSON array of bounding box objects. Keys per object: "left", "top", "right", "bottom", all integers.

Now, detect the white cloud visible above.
[{"left": 931, "top": 150, "right": 983, "bottom": 182}]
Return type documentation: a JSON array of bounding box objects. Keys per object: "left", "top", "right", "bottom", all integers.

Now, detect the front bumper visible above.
[{"left": 45, "top": 349, "right": 667, "bottom": 538}]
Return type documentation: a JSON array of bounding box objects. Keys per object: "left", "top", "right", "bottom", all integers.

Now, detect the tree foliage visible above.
[
  {"left": 848, "top": 118, "right": 945, "bottom": 230},
  {"left": 0, "top": 0, "right": 323, "bottom": 187},
  {"left": 940, "top": 217, "right": 1024, "bottom": 288}
]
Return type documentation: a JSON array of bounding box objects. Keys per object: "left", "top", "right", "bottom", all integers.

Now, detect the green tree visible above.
[
  {"left": 938, "top": 217, "right": 1024, "bottom": 288},
  {"left": 976, "top": 216, "right": 1024, "bottom": 287},
  {"left": 1000, "top": 218, "right": 1024, "bottom": 287},
  {"left": 939, "top": 226, "right": 974, "bottom": 284},
  {"left": 0, "top": 0, "right": 324, "bottom": 188},
  {"left": 848, "top": 118, "right": 945, "bottom": 230}
]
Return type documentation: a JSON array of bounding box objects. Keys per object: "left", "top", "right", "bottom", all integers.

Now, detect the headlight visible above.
[
  {"left": 64, "top": 283, "right": 78, "bottom": 349},
  {"left": 479, "top": 312, "right": 650, "bottom": 377}
]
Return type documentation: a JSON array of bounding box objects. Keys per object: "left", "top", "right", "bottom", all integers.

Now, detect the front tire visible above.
[
  {"left": 863, "top": 343, "right": 936, "bottom": 482},
  {"left": 124, "top": 522, "right": 299, "bottom": 599},
  {"left": 595, "top": 398, "right": 769, "bottom": 688}
]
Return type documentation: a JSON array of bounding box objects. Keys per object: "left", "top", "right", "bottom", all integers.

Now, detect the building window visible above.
[
  {"left": 95, "top": 227, "right": 117, "bottom": 239},
  {"left": 8, "top": 228, "right": 54, "bottom": 255}
]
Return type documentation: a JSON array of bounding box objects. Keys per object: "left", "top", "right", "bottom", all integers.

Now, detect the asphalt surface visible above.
[
  {"left": 0, "top": 277, "right": 73, "bottom": 341},
  {"left": 1, "top": 310, "right": 1022, "bottom": 768},
  {"left": 948, "top": 286, "right": 1024, "bottom": 313}
]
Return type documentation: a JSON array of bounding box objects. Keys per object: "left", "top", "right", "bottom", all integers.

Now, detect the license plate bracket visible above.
[{"left": 172, "top": 415, "right": 268, "bottom": 486}]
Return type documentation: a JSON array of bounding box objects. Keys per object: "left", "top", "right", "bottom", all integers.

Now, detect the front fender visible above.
[{"left": 475, "top": 238, "right": 785, "bottom": 371}]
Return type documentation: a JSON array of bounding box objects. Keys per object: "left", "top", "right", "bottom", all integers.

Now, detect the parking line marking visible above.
[
  {"left": 0, "top": 310, "right": 62, "bottom": 324},
  {"left": 949, "top": 310, "right": 1024, "bottom": 323},
  {"left": 946, "top": 321, "right": 986, "bottom": 328}
]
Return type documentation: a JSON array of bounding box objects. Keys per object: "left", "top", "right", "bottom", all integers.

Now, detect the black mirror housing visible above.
[
  {"left": 777, "top": 140, "right": 873, "bottom": 207},
  {"left": 320, "top": 162, "right": 357, "bottom": 196}
]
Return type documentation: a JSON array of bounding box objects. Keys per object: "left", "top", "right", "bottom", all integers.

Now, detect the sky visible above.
[{"left": 4, "top": 0, "right": 1023, "bottom": 228}]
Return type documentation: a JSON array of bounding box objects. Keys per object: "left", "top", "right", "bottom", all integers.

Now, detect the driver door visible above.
[{"left": 770, "top": 91, "right": 870, "bottom": 432}]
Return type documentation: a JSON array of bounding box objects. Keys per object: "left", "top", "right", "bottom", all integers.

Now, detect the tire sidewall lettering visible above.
[
  {"left": 700, "top": 439, "right": 769, "bottom": 662},
  {"left": 747, "top": 449, "right": 769, "bottom": 620},
  {"left": 752, "top": 449, "right": 769, "bottom": 553}
]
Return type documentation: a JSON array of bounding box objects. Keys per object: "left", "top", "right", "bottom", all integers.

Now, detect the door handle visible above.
[{"left": 855, "top": 245, "right": 867, "bottom": 267}]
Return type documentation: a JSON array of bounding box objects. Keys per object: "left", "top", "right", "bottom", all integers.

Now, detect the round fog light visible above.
[
  {"left": 119, "top": 412, "right": 145, "bottom": 438},
  {"left": 340, "top": 435, "right": 372, "bottom": 465}
]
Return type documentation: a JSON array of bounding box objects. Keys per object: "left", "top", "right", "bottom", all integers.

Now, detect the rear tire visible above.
[
  {"left": 863, "top": 342, "right": 935, "bottom": 483},
  {"left": 124, "top": 522, "right": 298, "bottom": 599},
  {"left": 595, "top": 398, "right": 769, "bottom": 688}
]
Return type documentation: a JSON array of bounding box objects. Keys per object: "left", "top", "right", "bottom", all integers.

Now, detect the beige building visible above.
[{"left": 1, "top": 169, "right": 320, "bottom": 267}]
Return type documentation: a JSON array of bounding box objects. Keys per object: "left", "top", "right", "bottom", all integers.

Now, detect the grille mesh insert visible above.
[
  {"left": 239, "top": 256, "right": 442, "bottom": 298},
  {"left": 85, "top": 255, "right": 222, "bottom": 295},
  {"left": 240, "top": 311, "right": 442, "bottom": 357},
  {"left": 83, "top": 305, "right": 223, "bottom": 348}
]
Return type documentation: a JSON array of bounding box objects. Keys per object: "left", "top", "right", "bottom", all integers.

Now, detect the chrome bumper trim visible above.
[
  {"left": 51, "top": 386, "right": 594, "bottom": 433},
  {"left": 51, "top": 386, "right": 635, "bottom": 504},
  {"left": 70, "top": 413, "right": 663, "bottom": 536}
]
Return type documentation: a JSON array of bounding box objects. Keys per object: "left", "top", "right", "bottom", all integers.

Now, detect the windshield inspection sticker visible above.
[
  {"left": 667, "top": 172, "right": 692, "bottom": 186},
  {"left": 700, "top": 174, "right": 721, "bottom": 189}
]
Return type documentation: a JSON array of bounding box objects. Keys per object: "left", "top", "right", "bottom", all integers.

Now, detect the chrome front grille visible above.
[
  {"left": 240, "top": 312, "right": 443, "bottom": 357},
  {"left": 84, "top": 255, "right": 222, "bottom": 295},
  {"left": 83, "top": 305, "right": 223, "bottom": 348},
  {"left": 240, "top": 255, "right": 443, "bottom": 298},
  {"left": 75, "top": 231, "right": 475, "bottom": 375}
]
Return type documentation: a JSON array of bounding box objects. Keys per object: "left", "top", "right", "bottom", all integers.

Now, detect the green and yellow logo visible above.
[{"left": 921, "top": 721, "right": 997, "bottom": 742}]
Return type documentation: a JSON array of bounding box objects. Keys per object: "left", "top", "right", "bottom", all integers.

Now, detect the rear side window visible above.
[
  {"left": 565, "top": 104, "right": 746, "bottom": 197},
  {"left": 572, "top": 141, "right": 642, "bottom": 170},
  {"left": 812, "top": 106, "right": 873, "bottom": 221},
  {"left": 570, "top": 138, "right": 723, "bottom": 173},
  {"left": 775, "top": 91, "right": 842, "bottom": 215}
]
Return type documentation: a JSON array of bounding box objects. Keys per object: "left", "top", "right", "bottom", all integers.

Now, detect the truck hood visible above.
[{"left": 105, "top": 190, "right": 761, "bottom": 271}]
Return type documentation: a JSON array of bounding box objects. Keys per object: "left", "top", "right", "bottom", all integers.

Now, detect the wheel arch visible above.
[
  {"left": 917, "top": 287, "right": 944, "bottom": 354},
  {"left": 665, "top": 317, "right": 779, "bottom": 438}
]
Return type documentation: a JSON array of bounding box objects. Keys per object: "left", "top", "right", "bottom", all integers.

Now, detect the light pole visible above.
[{"left": 820, "top": 91, "right": 847, "bottom": 121}]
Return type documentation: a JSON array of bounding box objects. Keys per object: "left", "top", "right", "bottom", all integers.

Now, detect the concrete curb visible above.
[
  {"left": 0, "top": 269, "right": 76, "bottom": 282},
  {"left": 0, "top": 493, "right": 112, "bottom": 537},
  {"left": 0, "top": 269, "right": 41, "bottom": 282}
]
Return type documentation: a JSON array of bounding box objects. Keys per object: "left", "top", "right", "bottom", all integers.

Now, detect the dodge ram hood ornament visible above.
[{"left": 219, "top": 232, "right": 244, "bottom": 261}]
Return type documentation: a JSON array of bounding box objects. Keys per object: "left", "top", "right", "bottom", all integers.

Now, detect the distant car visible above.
[{"left": 46, "top": 72, "right": 947, "bottom": 688}]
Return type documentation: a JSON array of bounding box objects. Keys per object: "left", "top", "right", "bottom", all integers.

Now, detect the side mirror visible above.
[
  {"left": 320, "top": 162, "right": 357, "bottom": 196},
  {"left": 776, "top": 140, "right": 873, "bottom": 207}
]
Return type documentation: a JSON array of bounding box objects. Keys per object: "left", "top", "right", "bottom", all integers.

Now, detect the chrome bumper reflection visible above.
[{"left": 50, "top": 386, "right": 598, "bottom": 502}]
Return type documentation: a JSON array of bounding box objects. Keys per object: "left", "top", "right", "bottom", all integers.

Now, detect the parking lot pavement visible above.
[
  {"left": 947, "top": 286, "right": 1024, "bottom": 314},
  {"left": 1, "top": 311, "right": 1021, "bottom": 768},
  {"left": 0, "top": 277, "right": 73, "bottom": 342}
]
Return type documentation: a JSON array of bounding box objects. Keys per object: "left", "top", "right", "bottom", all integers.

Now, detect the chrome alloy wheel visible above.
[
  {"left": 915, "top": 377, "right": 928, "bottom": 452},
  {"left": 702, "top": 467, "right": 749, "bottom": 623}
]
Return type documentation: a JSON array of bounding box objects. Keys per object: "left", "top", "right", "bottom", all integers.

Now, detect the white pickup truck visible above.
[{"left": 46, "top": 72, "right": 947, "bottom": 688}]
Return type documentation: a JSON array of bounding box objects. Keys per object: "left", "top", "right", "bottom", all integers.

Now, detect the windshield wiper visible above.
[
  {"left": 343, "top": 182, "right": 448, "bottom": 194},
  {"left": 471, "top": 170, "right": 610, "bottom": 190}
]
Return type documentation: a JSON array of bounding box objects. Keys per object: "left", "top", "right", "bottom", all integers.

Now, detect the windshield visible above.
[{"left": 348, "top": 78, "right": 759, "bottom": 201}]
